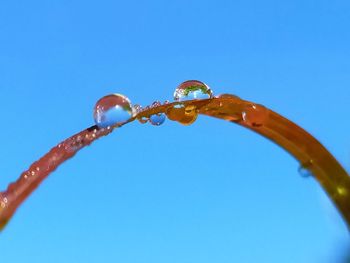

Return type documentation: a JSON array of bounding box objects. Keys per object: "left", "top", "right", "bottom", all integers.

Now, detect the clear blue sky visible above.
[{"left": 0, "top": 0, "right": 350, "bottom": 262}]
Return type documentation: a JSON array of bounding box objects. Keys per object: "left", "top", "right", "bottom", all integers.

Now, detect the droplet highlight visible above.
[
  {"left": 174, "top": 80, "right": 213, "bottom": 101},
  {"left": 94, "top": 94, "right": 133, "bottom": 128}
]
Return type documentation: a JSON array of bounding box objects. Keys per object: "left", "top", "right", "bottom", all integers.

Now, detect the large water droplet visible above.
[
  {"left": 149, "top": 113, "right": 166, "bottom": 126},
  {"left": 94, "top": 94, "right": 132, "bottom": 128},
  {"left": 174, "top": 80, "right": 213, "bottom": 101}
]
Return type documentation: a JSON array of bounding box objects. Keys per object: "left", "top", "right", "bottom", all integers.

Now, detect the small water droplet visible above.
[
  {"left": 166, "top": 104, "right": 197, "bottom": 125},
  {"left": 149, "top": 113, "right": 166, "bottom": 126},
  {"left": 132, "top": 104, "right": 143, "bottom": 115},
  {"left": 152, "top": 101, "right": 161, "bottom": 107},
  {"left": 242, "top": 104, "right": 268, "bottom": 127},
  {"left": 298, "top": 166, "right": 312, "bottom": 178},
  {"left": 0, "top": 193, "right": 8, "bottom": 209},
  {"left": 163, "top": 100, "right": 170, "bottom": 105},
  {"left": 138, "top": 116, "right": 149, "bottom": 124},
  {"left": 174, "top": 80, "right": 213, "bottom": 101},
  {"left": 94, "top": 94, "right": 132, "bottom": 128},
  {"left": 298, "top": 160, "right": 314, "bottom": 178}
]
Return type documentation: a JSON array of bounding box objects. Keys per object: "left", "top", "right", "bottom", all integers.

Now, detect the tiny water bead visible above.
[
  {"left": 298, "top": 166, "right": 312, "bottom": 178},
  {"left": 149, "top": 113, "right": 166, "bottom": 126},
  {"left": 138, "top": 116, "right": 149, "bottom": 124},
  {"left": 174, "top": 80, "right": 213, "bottom": 101},
  {"left": 93, "top": 94, "right": 133, "bottom": 128},
  {"left": 298, "top": 160, "right": 314, "bottom": 178},
  {"left": 132, "top": 104, "right": 143, "bottom": 115}
]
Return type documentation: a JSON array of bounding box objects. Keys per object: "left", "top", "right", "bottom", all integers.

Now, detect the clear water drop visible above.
[
  {"left": 242, "top": 104, "right": 268, "bottom": 127},
  {"left": 298, "top": 160, "right": 314, "bottom": 178},
  {"left": 298, "top": 166, "right": 312, "bottom": 178},
  {"left": 151, "top": 101, "right": 161, "bottom": 107},
  {"left": 149, "top": 113, "right": 166, "bottom": 126},
  {"left": 94, "top": 94, "right": 132, "bottom": 128},
  {"left": 174, "top": 80, "right": 213, "bottom": 101},
  {"left": 132, "top": 104, "right": 143, "bottom": 115}
]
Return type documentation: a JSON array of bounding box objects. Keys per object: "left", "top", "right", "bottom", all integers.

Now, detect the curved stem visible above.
[
  {"left": 1, "top": 95, "right": 349, "bottom": 231},
  {"left": 0, "top": 126, "right": 113, "bottom": 229},
  {"left": 199, "top": 96, "right": 350, "bottom": 227}
]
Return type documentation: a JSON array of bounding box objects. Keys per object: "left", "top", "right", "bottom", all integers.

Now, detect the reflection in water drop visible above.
[
  {"left": 94, "top": 94, "right": 132, "bottom": 128},
  {"left": 149, "top": 113, "right": 166, "bottom": 126},
  {"left": 174, "top": 80, "right": 213, "bottom": 101}
]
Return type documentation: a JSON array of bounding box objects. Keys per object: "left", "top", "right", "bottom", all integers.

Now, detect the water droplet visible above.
[
  {"left": 94, "top": 94, "right": 133, "bottom": 128},
  {"left": 298, "top": 166, "right": 312, "bottom": 178},
  {"left": 138, "top": 116, "right": 149, "bottom": 124},
  {"left": 166, "top": 104, "right": 198, "bottom": 125},
  {"left": 0, "top": 193, "right": 8, "bottom": 209},
  {"left": 149, "top": 113, "right": 166, "bottom": 126},
  {"left": 163, "top": 100, "right": 170, "bottom": 105},
  {"left": 242, "top": 104, "right": 268, "bottom": 127},
  {"left": 132, "top": 104, "right": 143, "bottom": 115},
  {"left": 298, "top": 160, "right": 314, "bottom": 178},
  {"left": 151, "top": 101, "right": 161, "bottom": 107},
  {"left": 174, "top": 80, "right": 213, "bottom": 101}
]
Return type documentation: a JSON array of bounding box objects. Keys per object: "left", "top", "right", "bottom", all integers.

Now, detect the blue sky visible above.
[{"left": 0, "top": 0, "right": 349, "bottom": 262}]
